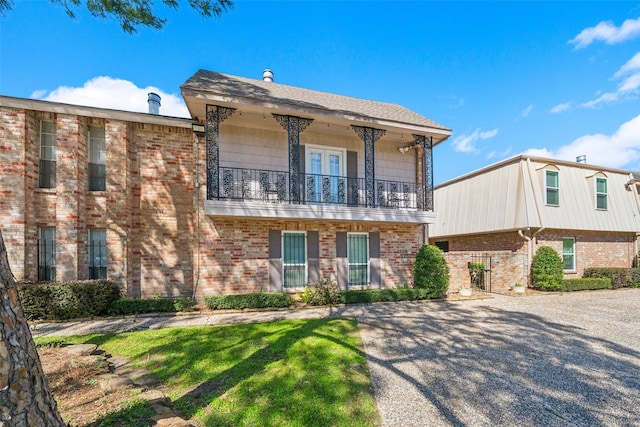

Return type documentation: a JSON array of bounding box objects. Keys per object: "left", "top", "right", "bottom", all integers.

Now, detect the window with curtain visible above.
[
  {"left": 545, "top": 170, "right": 559, "bottom": 206},
  {"left": 562, "top": 237, "right": 575, "bottom": 271},
  {"left": 88, "top": 126, "right": 106, "bottom": 191},
  {"left": 38, "top": 227, "right": 56, "bottom": 281},
  {"left": 39, "top": 120, "right": 56, "bottom": 188},
  {"left": 348, "top": 233, "right": 369, "bottom": 287},
  {"left": 88, "top": 228, "right": 107, "bottom": 279},
  {"left": 596, "top": 177, "right": 607, "bottom": 210},
  {"left": 282, "top": 232, "right": 306, "bottom": 288}
]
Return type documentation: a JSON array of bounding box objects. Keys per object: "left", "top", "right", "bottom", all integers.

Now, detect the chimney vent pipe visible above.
[
  {"left": 263, "top": 69, "right": 274, "bottom": 82},
  {"left": 147, "top": 92, "right": 161, "bottom": 115}
]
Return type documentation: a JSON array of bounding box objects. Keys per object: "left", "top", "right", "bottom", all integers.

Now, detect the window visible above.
[
  {"left": 282, "top": 232, "right": 306, "bottom": 288},
  {"left": 88, "top": 126, "right": 106, "bottom": 191},
  {"left": 39, "top": 120, "right": 56, "bottom": 188},
  {"left": 562, "top": 237, "right": 575, "bottom": 271},
  {"left": 88, "top": 229, "right": 107, "bottom": 279},
  {"left": 348, "top": 233, "right": 369, "bottom": 287},
  {"left": 596, "top": 177, "right": 607, "bottom": 210},
  {"left": 435, "top": 241, "right": 449, "bottom": 253},
  {"left": 38, "top": 227, "right": 56, "bottom": 281},
  {"left": 306, "top": 145, "right": 345, "bottom": 204},
  {"left": 545, "top": 170, "right": 559, "bottom": 206}
]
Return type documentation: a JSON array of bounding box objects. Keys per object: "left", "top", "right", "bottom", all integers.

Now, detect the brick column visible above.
[{"left": 55, "top": 114, "right": 82, "bottom": 281}]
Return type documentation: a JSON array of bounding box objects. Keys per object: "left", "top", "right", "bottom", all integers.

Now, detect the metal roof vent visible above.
[
  {"left": 576, "top": 155, "right": 587, "bottom": 164},
  {"left": 147, "top": 92, "right": 161, "bottom": 115},
  {"left": 263, "top": 69, "right": 274, "bottom": 82}
]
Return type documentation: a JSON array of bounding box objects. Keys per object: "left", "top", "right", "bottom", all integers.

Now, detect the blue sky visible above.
[{"left": 2, "top": 1, "right": 640, "bottom": 184}]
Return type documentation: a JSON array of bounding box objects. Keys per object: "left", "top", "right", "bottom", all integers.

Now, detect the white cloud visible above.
[
  {"left": 31, "top": 76, "right": 189, "bottom": 117},
  {"left": 550, "top": 102, "right": 572, "bottom": 113},
  {"left": 570, "top": 17, "right": 640, "bottom": 49},
  {"left": 452, "top": 128, "right": 499, "bottom": 153},
  {"left": 524, "top": 113, "right": 640, "bottom": 168},
  {"left": 581, "top": 52, "right": 640, "bottom": 108},
  {"left": 521, "top": 105, "right": 533, "bottom": 118}
]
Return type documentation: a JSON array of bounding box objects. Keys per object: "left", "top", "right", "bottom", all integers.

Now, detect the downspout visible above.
[
  {"left": 192, "top": 133, "right": 201, "bottom": 300},
  {"left": 525, "top": 156, "right": 546, "bottom": 251},
  {"left": 518, "top": 229, "right": 532, "bottom": 285}
]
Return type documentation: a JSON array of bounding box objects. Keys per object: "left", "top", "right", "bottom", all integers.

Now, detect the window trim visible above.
[
  {"left": 562, "top": 237, "right": 575, "bottom": 272},
  {"left": 39, "top": 120, "right": 56, "bottom": 189},
  {"left": 545, "top": 169, "right": 559, "bottom": 206},
  {"left": 347, "top": 232, "right": 370, "bottom": 288},
  {"left": 281, "top": 231, "right": 307, "bottom": 289},
  {"left": 595, "top": 177, "right": 607, "bottom": 210}
]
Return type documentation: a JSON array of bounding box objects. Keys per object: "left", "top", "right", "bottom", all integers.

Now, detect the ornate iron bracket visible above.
[
  {"left": 206, "top": 105, "right": 236, "bottom": 200},
  {"left": 413, "top": 134, "right": 433, "bottom": 211},
  {"left": 273, "top": 114, "right": 314, "bottom": 203},
  {"left": 351, "top": 125, "right": 386, "bottom": 208}
]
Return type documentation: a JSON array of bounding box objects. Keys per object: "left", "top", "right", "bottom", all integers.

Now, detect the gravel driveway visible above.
[{"left": 32, "top": 289, "right": 640, "bottom": 426}]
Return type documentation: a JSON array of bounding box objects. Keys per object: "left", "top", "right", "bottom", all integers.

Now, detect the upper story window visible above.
[
  {"left": 305, "top": 145, "right": 346, "bottom": 204},
  {"left": 596, "top": 177, "right": 607, "bottom": 210},
  {"left": 545, "top": 170, "right": 559, "bottom": 206},
  {"left": 88, "top": 126, "right": 106, "bottom": 191},
  {"left": 39, "top": 120, "right": 56, "bottom": 188}
]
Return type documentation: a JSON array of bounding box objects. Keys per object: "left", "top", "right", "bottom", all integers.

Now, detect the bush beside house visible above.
[
  {"left": 413, "top": 244, "right": 450, "bottom": 298},
  {"left": 531, "top": 246, "right": 564, "bottom": 291}
]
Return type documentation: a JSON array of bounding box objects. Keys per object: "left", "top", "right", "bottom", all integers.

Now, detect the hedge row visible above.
[
  {"left": 19, "top": 280, "right": 121, "bottom": 321},
  {"left": 204, "top": 292, "right": 292, "bottom": 310},
  {"left": 108, "top": 297, "right": 195, "bottom": 315},
  {"left": 560, "top": 278, "right": 611, "bottom": 292},
  {"left": 582, "top": 268, "right": 640, "bottom": 289}
]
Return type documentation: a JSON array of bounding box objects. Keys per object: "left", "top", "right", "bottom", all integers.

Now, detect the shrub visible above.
[
  {"left": 468, "top": 262, "right": 485, "bottom": 288},
  {"left": 305, "top": 278, "right": 341, "bottom": 306},
  {"left": 204, "top": 292, "right": 292, "bottom": 310},
  {"left": 531, "top": 246, "right": 563, "bottom": 291},
  {"left": 107, "top": 297, "right": 195, "bottom": 316},
  {"left": 413, "top": 245, "right": 450, "bottom": 298},
  {"left": 582, "top": 267, "right": 640, "bottom": 289},
  {"left": 560, "top": 278, "right": 611, "bottom": 291},
  {"left": 19, "top": 280, "right": 121, "bottom": 321}
]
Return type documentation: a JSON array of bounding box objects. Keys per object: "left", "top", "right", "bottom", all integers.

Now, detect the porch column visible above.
[
  {"left": 413, "top": 134, "right": 433, "bottom": 211},
  {"left": 272, "top": 114, "right": 313, "bottom": 203},
  {"left": 205, "top": 105, "right": 236, "bottom": 200},
  {"left": 351, "top": 125, "right": 386, "bottom": 208}
]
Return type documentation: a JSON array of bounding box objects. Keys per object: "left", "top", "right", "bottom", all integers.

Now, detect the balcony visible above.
[{"left": 204, "top": 167, "right": 436, "bottom": 224}]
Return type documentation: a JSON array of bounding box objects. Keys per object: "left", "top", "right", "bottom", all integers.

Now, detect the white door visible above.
[{"left": 307, "top": 147, "right": 344, "bottom": 204}]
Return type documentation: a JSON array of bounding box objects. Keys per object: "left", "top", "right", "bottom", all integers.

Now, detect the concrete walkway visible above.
[{"left": 32, "top": 289, "right": 640, "bottom": 426}]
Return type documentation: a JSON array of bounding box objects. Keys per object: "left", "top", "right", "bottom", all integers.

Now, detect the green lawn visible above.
[{"left": 37, "top": 318, "right": 379, "bottom": 427}]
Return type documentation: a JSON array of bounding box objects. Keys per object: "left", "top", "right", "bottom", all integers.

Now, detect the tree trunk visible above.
[{"left": 0, "top": 231, "right": 66, "bottom": 426}]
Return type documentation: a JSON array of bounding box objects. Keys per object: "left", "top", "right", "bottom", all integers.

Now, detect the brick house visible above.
[
  {"left": 0, "top": 69, "right": 451, "bottom": 298},
  {"left": 429, "top": 155, "right": 640, "bottom": 292}
]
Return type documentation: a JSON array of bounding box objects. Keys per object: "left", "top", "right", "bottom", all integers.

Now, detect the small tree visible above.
[
  {"left": 531, "top": 246, "right": 563, "bottom": 291},
  {"left": 413, "top": 245, "right": 450, "bottom": 298}
]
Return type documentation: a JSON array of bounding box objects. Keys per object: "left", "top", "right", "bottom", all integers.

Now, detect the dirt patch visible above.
[{"left": 39, "top": 346, "right": 162, "bottom": 426}]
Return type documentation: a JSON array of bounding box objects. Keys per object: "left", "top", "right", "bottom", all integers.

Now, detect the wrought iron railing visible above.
[{"left": 216, "top": 167, "right": 422, "bottom": 210}]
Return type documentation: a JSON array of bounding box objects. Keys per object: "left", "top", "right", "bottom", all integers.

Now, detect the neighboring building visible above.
[
  {"left": 429, "top": 155, "right": 640, "bottom": 291},
  {"left": 0, "top": 69, "right": 451, "bottom": 298}
]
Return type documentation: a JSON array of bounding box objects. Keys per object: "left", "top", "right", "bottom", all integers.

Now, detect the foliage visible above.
[
  {"left": 340, "top": 287, "right": 444, "bottom": 304},
  {"left": 37, "top": 319, "right": 378, "bottom": 427},
  {"left": 303, "top": 278, "right": 342, "bottom": 306},
  {"left": 0, "top": 0, "right": 233, "bottom": 34},
  {"left": 531, "top": 246, "right": 564, "bottom": 291},
  {"left": 560, "top": 278, "right": 612, "bottom": 292},
  {"left": 19, "top": 280, "right": 121, "bottom": 320},
  {"left": 108, "top": 297, "right": 195, "bottom": 316},
  {"left": 468, "top": 262, "right": 485, "bottom": 288},
  {"left": 204, "top": 291, "right": 292, "bottom": 310},
  {"left": 412, "top": 244, "right": 450, "bottom": 297},
  {"left": 582, "top": 267, "right": 640, "bottom": 289}
]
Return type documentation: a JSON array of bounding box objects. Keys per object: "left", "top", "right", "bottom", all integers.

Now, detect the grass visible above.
[{"left": 36, "top": 318, "right": 379, "bottom": 427}]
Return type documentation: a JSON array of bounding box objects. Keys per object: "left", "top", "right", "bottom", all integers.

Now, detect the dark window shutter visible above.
[
  {"left": 336, "top": 232, "right": 348, "bottom": 290},
  {"left": 369, "top": 232, "right": 381, "bottom": 288},
  {"left": 299, "top": 145, "right": 306, "bottom": 203},
  {"left": 307, "top": 230, "right": 319, "bottom": 284},
  {"left": 268, "top": 230, "right": 282, "bottom": 291}
]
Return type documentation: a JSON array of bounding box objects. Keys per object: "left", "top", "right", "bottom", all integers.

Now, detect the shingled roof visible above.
[{"left": 181, "top": 69, "right": 450, "bottom": 132}]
